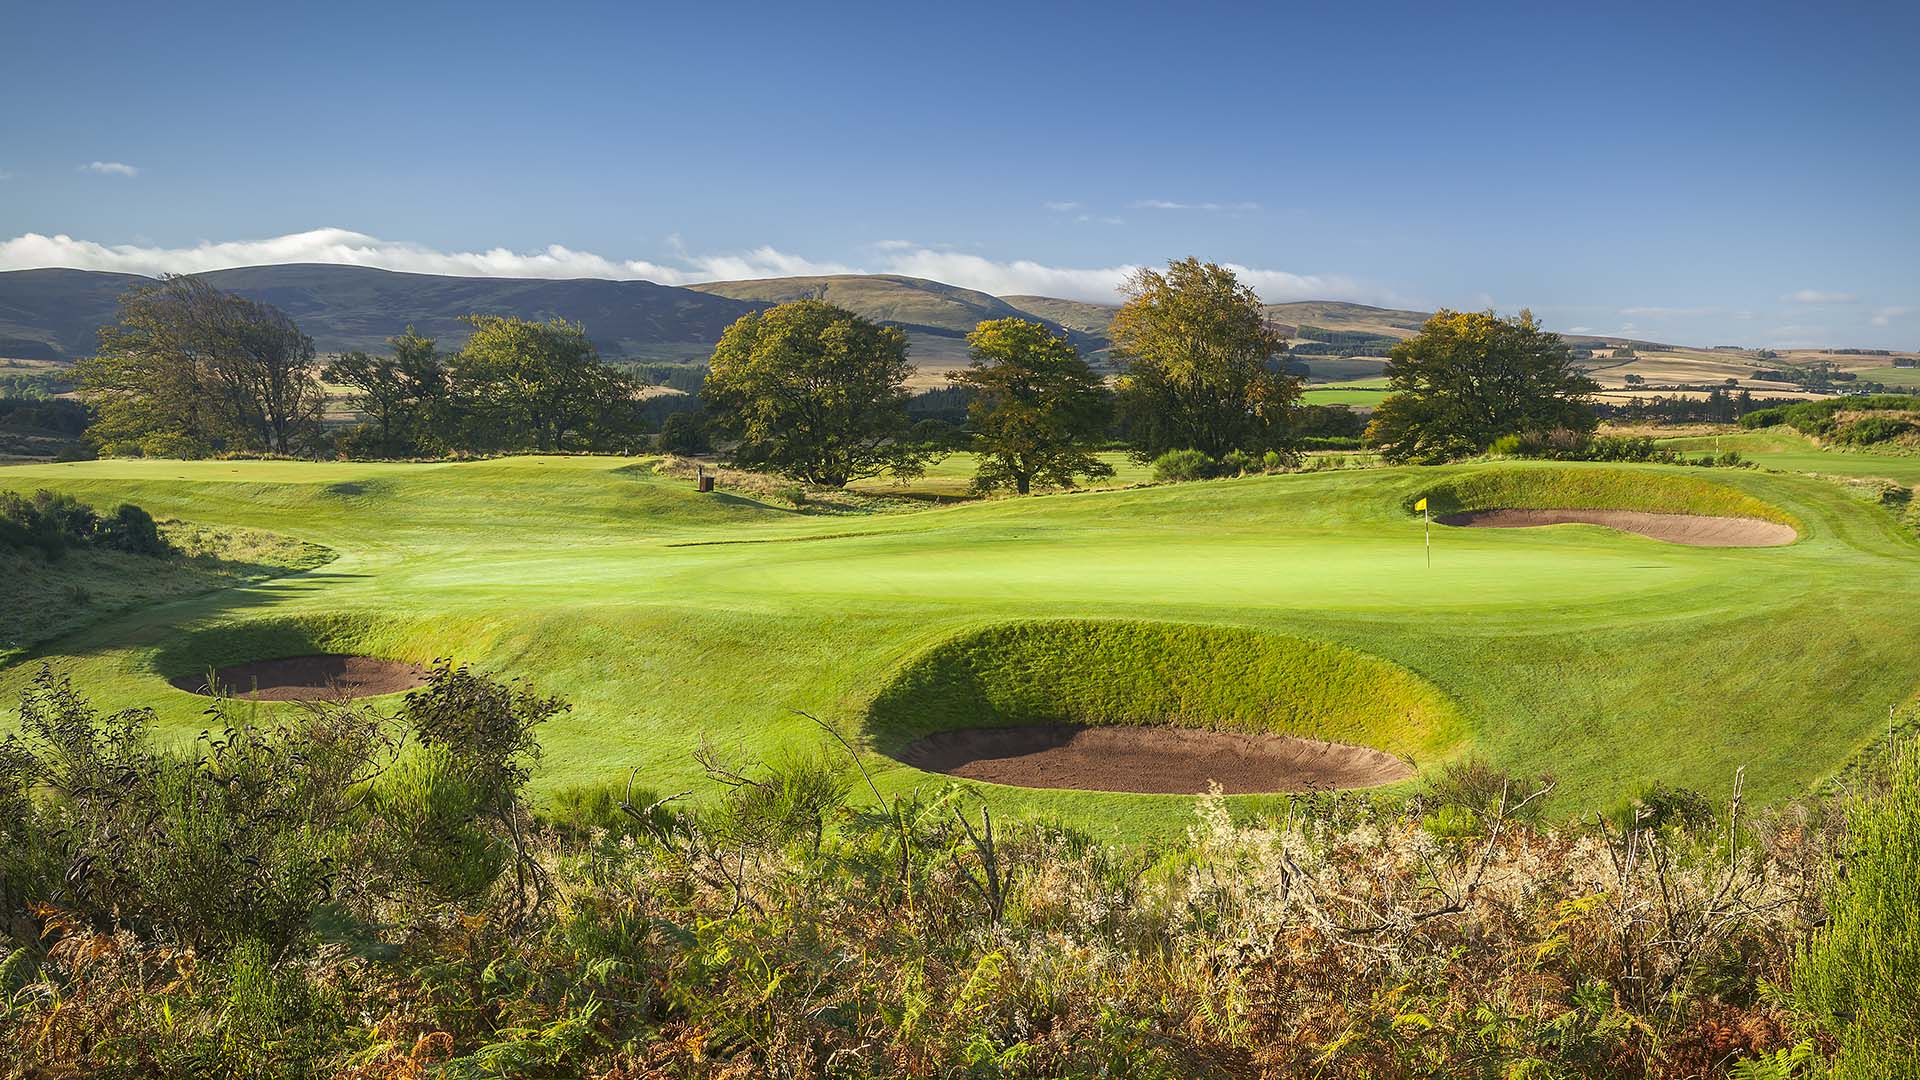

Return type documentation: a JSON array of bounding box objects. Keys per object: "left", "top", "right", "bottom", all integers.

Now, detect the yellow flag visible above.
[{"left": 1414, "top": 497, "right": 1428, "bottom": 511}]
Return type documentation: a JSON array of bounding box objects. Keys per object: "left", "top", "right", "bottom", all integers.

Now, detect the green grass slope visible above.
[
  {"left": 1417, "top": 464, "right": 1799, "bottom": 524},
  {"left": 866, "top": 619, "right": 1464, "bottom": 762},
  {"left": 2, "top": 518, "right": 333, "bottom": 665},
  {"left": 2, "top": 455, "right": 1916, "bottom": 839}
]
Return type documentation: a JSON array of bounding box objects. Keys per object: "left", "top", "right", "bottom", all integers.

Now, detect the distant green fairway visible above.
[
  {"left": 1659, "top": 428, "right": 1920, "bottom": 484},
  {"left": 3, "top": 454, "right": 1917, "bottom": 838}
]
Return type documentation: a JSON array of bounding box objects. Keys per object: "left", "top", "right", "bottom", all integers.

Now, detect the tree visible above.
[
  {"left": 1364, "top": 309, "right": 1599, "bottom": 464},
  {"left": 79, "top": 276, "right": 325, "bottom": 456},
  {"left": 322, "top": 326, "right": 448, "bottom": 456},
  {"left": 1109, "top": 258, "right": 1298, "bottom": 460},
  {"left": 449, "top": 316, "right": 639, "bottom": 452},
  {"left": 949, "top": 318, "right": 1113, "bottom": 494},
  {"left": 702, "top": 300, "right": 933, "bottom": 486}
]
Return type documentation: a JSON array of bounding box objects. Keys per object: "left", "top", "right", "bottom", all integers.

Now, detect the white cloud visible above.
[
  {"left": 879, "top": 249, "right": 1370, "bottom": 305},
  {"left": 1621, "top": 305, "right": 1725, "bottom": 318},
  {"left": 1042, "top": 201, "right": 1082, "bottom": 212},
  {"left": 1783, "top": 289, "right": 1857, "bottom": 304},
  {"left": 0, "top": 228, "right": 855, "bottom": 283},
  {"left": 1074, "top": 214, "right": 1125, "bottom": 225},
  {"left": 0, "top": 169, "right": 13, "bottom": 181},
  {"left": 0, "top": 227, "right": 1381, "bottom": 306},
  {"left": 80, "top": 161, "right": 139, "bottom": 177},
  {"left": 1132, "top": 199, "right": 1261, "bottom": 212},
  {"left": 872, "top": 239, "right": 916, "bottom": 251},
  {"left": 1566, "top": 325, "right": 1595, "bottom": 334},
  {"left": 1870, "top": 305, "right": 1913, "bottom": 326}
]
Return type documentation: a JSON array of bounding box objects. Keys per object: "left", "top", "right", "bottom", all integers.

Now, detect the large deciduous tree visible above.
[
  {"left": 1364, "top": 309, "right": 1599, "bottom": 463},
  {"left": 80, "top": 276, "right": 326, "bottom": 457},
  {"left": 322, "top": 326, "right": 449, "bottom": 456},
  {"left": 1110, "top": 258, "right": 1299, "bottom": 460},
  {"left": 950, "top": 318, "right": 1113, "bottom": 494},
  {"left": 702, "top": 300, "right": 932, "bottom": 486},
  {"left": 449, "top": 316, "right": 639, "bottom": 452}
]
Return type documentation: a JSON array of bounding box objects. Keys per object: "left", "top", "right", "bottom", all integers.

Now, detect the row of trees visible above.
[
  {"left": 77, "top": 277, "right": 645, "bottom": 458},
  {"left": 697, "top": 257, "right": 1304, "bottom": 492},
  {"left": 74, "top": 259, "right": 1604, "bottom": 482}
]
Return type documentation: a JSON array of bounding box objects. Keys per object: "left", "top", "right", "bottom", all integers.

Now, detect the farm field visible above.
[
  {"left": 4, "top": 454, "right": 1917, "bottom": 840},
  {"left": 1300, "top": 378, "right": 1390, "bottom": 407},
  {"left": 1858, "top": 364, "right": 1920, "bottom": 389}
]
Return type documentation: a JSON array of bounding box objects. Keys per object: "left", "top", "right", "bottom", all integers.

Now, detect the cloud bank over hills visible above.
[{"left": 0, "top": 227, "right": 1376, "bottom": 307}]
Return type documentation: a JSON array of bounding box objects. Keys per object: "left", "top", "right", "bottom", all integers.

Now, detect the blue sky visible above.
[{"left": 2, "top": 0, "right": 1915, "bottom": 347}]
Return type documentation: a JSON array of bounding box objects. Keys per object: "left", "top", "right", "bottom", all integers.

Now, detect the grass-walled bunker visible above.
[
  {"left": 1415, "top": 466, "right": 1801, "bottom": 547},
  {"left": 170, "top": 654, "right": 427, "bottom": 701},
  {"left": 868, "top": 620, "right": 1463, "bottom": 794},
  {"left": 156, "top": 613, "right": 434, "bottom": 702}
]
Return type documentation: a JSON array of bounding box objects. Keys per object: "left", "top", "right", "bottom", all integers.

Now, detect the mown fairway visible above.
[{"left": 3, "top": 455, "right": 1917, "bottom": 838}]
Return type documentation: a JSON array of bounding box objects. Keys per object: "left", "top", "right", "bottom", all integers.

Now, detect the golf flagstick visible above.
[{"left": 1416, "top": 496, "right": 1430, "bottom": 567}]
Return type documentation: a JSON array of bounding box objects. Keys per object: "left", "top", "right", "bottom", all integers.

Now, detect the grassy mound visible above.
[
  {"left": 1413, "top": 465, "right": 1796, "bottom": 525},
  {"left": 1, "top": 520, "right": 333, "bottom": 666},
  {"left": 867, "top": 620, "right": 1464, "bottom": 766}
]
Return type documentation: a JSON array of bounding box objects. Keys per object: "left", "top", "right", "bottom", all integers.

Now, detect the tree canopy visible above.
[
  {"left": 1109, "top": 258, "right": 1298, "bottom": 460},
  {"left": 79, "top": 276, "right": 325, "bottom": 457},
  {"left": 1364, "top": 310, "right": 1599, "bottom": 463},
  {"left": 702, "top": 299, "right": 932, "bottom": 487},
  {"left": 322, "top": 326, "right": 448, "bottom": 456},
  {"left": 449, "top": 316, "right": 640, "bottom": 452},
  {"left": 949, "top": 318, "right": 1113, "bottom": 494}
]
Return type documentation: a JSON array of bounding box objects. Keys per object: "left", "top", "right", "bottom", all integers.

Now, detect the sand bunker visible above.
[
  {"left": 898, "top": 724, "right": 1413, "bottom": 794},
  {"left": 171, "top": 654, "right": 428, "bottom": 701},
  {"left": 1437, "top": 509, "right": 1796, "bottom": 547}
]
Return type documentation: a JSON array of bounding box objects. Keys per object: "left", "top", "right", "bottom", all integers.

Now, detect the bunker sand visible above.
[
  {"left": 171, "top": 654, "right": 428, "bottom": 700},
  {"left": 898, "top": 725, "right": 1412, "bottom": 794},
  {"left": 1438, "top": 509, "right": 1796, "bottom": 547}
]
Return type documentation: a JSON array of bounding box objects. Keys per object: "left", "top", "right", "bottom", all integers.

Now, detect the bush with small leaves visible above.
[{"left": 1151, "top": 448, "right": 1217, "bottom": 482}]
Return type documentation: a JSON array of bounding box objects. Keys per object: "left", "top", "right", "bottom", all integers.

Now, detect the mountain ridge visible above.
[{"left": 0, "top": 264, "right": 1664, "bottom": 367}]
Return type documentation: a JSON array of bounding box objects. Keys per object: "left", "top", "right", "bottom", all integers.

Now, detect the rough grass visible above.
[
  {"left": 866, "top": 619, "right": 1463, "bottom": 765},
  {"left": 1416, "top": 464, "right": 1797, "bottom": 525},
  {"left": 1, "top": 520, "right": 332, "bottom": 666}
]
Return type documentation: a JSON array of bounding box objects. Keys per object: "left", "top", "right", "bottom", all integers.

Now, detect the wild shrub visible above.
[
  {"left": 1739, "top": 394, "right": 1920, "bottom": 435},
  {"left": 99, "top": 502, "right": 166, "bottom": 555},
  {"left": 1794, "top": 746, "right": 1920, "bottom": 1077},
  {"left": 366, "top": 744, "right": 509, "bottom": 905},
  {"left": 1834, "top": 415, "right": 1917, "bottom": 446},
  {"left": 397, "top": 660, "right": 565, "bottom": 919},
  {"left": 1150, "top": 447, "right": 1217, "bottom": 482},
  {"left": 5, "top": 666, "right": 391, "bottom": 959},
  {"left": 0, "top": 489, "right": 171, "bottom": 559}
]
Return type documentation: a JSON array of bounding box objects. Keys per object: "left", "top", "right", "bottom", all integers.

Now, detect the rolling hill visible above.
[
  {"left": 0, "top": 264, "right": 765, "bottom": 362},
  {"left": 13, "top": 266, "right": 1875, "bottom": 393},
  {"left": 693, "top": 275, "right": 1112, "bottom": 369}
]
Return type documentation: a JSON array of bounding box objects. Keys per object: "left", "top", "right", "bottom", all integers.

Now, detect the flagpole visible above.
[{"left": 1425, "top": 506, "right": 1431, "bottom": 568}]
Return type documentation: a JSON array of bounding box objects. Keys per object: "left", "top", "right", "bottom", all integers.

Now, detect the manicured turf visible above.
[{"left": 3, "top": 454, "right": 1918, "bottom": 839}]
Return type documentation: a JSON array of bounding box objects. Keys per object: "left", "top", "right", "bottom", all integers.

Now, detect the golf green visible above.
[{"left": 4, "top": 455, "right": 1916, "bottom": 839}]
